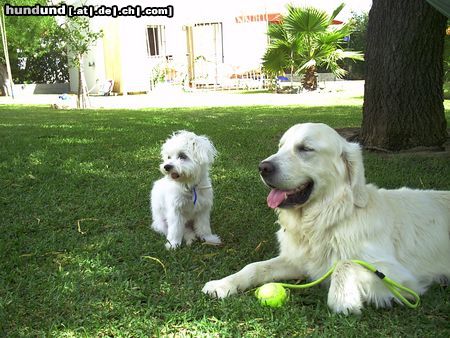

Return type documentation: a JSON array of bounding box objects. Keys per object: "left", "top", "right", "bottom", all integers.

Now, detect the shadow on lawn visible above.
[
  {"left": 0, "top": 110, "right": 272, "bottom": 335},
  {"left": 1, "top": 105, "right": 449, "bottom": 336},
  {"left": 1, "top": 167, "right": 275, "bottom": 335}
]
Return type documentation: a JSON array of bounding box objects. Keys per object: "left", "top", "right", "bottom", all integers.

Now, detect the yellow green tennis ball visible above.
[{"left": 255, "top": 283, "right": 288, "bottom": 307}]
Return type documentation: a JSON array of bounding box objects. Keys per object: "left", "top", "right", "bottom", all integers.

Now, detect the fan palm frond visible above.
[
  {"left": 284, "top": 5, "right": 329, "bottom": 34},
  {"left": 318, "top": 24, "right": 352, "bottom": 46},
  {"left": 329, "top": 2, "right": 345, "bottom": 23},
  {"left": 262, "top": 46, "right": 290, "bottom": 74},
  {"left": 296, "top": 59, "right": 317, "bottom": 74},
  {"left": 263, "top": 3, "right": 364, "bottom": 89},
  {"left": 267, "top": 23, "right": 290, "bottom": 43},
  {"left": 334, "top": 49, "right": 364, "bottom": 62}
]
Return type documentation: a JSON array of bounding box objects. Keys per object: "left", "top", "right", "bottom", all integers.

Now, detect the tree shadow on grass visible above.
[{"left": 1, "top": 105, "right": 449, "bottom": 336}]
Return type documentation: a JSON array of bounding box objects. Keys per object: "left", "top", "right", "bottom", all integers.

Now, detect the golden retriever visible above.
[{"left": 202, "top": 123, "right": 450, "bottom": 314}]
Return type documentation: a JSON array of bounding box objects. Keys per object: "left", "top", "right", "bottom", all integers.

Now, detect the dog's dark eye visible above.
[
  {"left": 178, "top": 152, "right": 188, "bottom": 160},
  {"left": 297, "top": 145, "right": 314, "bottom": 152}
]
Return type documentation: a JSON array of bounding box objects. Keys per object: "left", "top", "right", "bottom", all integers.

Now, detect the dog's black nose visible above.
[
  {"left": 164, "top": 164, "right": 174, "bottom": 172},
  {"left": 259, "top": 161, "right": 275, "bottom": 176}
]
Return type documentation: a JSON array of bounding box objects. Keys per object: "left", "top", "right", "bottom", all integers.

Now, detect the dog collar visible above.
[
  {"left": 190, "top": 185, "right": 212, "bottom": 206},
  {"left": 193, "top": 187, "right": 198, "bottom": 205}
]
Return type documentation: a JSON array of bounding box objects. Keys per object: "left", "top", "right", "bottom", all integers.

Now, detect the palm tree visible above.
[{"left": 263, "top": 3, "right": 363, "bottom": 91}]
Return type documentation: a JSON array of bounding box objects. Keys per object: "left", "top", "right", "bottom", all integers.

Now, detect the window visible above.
[{"left": 146, "top": 25, "right": 165, "bottom": 57}]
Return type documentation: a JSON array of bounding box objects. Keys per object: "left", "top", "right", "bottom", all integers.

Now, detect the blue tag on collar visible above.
[{"left": 193, "top": 187, "right": 197, "bottom": 205}]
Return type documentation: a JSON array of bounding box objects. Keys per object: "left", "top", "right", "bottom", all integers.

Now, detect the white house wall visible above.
[
  {"left": 67, "top": 5, "right": 108, "bottom": 94},
  {"left": 67, "top": 0, "right": 371, "bottom": 93},
  {"left": 67, "top": 0, "right": 272, "bottom": 93},
  {"left": 68, "top": 39, "right": 105, "bottom": 94},
  {"left": 223, "top": 20, "right": 268, "bottom": 71},
  {"left": 118, "top": 17, "right": 151, "bottom": 93}
]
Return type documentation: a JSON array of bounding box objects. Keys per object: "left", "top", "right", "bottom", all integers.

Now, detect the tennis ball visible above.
[{"left": 255, "top": 283, "right": 288, "bottom": 307}]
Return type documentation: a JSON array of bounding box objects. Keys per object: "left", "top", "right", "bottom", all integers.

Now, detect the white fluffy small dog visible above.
[
  {"left": 203, "top": 123, "right": 450, "bottom": 314},
  {"left": 150, "top": 131, "right": 221, "bottom": 249}
]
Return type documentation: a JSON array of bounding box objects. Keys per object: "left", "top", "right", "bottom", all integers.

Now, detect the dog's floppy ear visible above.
[
  {"left": 342, "top": 141, "right": 368, "bottom": 208},
  {"left": 193, "top": 135, "right": 217, "bottom": 165}
]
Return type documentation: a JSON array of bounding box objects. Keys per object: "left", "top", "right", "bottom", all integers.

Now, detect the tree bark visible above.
[
  {"left": 77, "top": 60, "right": 82, "bottom": 109},
  {"left": 302, "top": 65, "right": 317, "bottom": 91},
  {"left": 361, "top": 0, "right": 447, "bottom": 151},
  {"left": 77, "top": 54, "right": 89, "bottom": 109}
]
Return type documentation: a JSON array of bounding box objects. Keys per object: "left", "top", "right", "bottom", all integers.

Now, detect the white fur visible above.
[
  {"left": 150, "top": 131, "right": 221, "bottom": 249},
  {"left": 203, "top": 123, "right": 450, "bottom": 314}
]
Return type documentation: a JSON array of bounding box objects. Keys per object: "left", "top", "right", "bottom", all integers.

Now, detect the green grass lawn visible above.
[{"left": 1, "top": 103, "right": 449, "bottom": 337}]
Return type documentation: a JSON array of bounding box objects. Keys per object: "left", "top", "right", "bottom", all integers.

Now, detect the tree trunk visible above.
[
  {"left": 302, "top": 65, "right": 317, "bottom": 91},
  {"left": 290, "top": 63, "right": 294, "bottom": 90},
  {"left": 361, "top": 0, "right": 447, "bottom": 151},
  {"left": 77, "top": 62, "right": 82, "bottom": 108},
  {"left": 77, "top": 54, "right": 89, "bottom": 109}
]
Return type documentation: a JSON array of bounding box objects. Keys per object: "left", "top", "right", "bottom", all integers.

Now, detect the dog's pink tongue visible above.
[{"left": 267, "top": 189, "right": 287, "bottom": 209}]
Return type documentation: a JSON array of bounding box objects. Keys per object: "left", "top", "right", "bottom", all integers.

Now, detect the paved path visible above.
[{"left": 0, "top": 80, "right": 364, "bottom": 109}]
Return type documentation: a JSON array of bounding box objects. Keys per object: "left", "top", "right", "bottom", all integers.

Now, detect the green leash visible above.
[{"left": 265, "top": 259, "right": 420, "bottom": 309}]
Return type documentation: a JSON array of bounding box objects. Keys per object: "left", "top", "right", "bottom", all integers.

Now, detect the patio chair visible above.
[{"left": 98, "top": 79, "right": 114, "bottom": 96}]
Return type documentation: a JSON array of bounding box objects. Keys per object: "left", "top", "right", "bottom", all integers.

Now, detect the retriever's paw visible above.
[
  {"left": 202, "top": 279, "right": 237, "bottom": 298},
  {"left": 327, "top": 291, "right": 362, "bottom": 315}
]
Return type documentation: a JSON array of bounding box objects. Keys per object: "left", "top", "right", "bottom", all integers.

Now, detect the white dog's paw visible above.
[
  {"left": 202, "top": 234, "right": 222, "bottom": 245},
  {"left": 202, "top": 279, "right": 237, "bottom": 298},
  {"left": 151, "top": 221, "right": 167, "bottom": 236},
  {"left": 327, "top": 291, "right": 363, "bottom": 315},
  {"left": 185, "top": 237, "right": 196, "bottom": 246},
  {"left": 165, "top": 240, "right": 181, "bottom": 250},
  {"left": 184, "top": 230, "right": 197, "bottom": 246}
]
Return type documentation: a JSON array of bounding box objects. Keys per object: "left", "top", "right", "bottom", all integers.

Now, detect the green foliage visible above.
[
  {"left": 0, "top": 103, "right": 449, "bottom": 336},
  {"left": 263, "top": 3, "right": 364, "bottom": 83},
  {"left": 14, "top": 29, "right": 68, "bottom": 83},
  {"left": 56, "top": 7, "right": 103, "bottom": 108},
  {"left": 444, "top": 24, "right": 450, "bottom": 84},
  {"left": 0, "top": 0, "right": 102, "bottom": 84},
  {"left": 0, "top": 0, "right": 68, "bottom": 83},
  {"left": 347, "top": 11, "right": 368, "bottom": 52},
  {"left": 344, "top": 11, "right": 368, "bottom": 80},
  {"left": 59, "top": 14, "right": 103, "bottom": 67},
  {"left": 284, "top": 6, "right": 329, "bottom": 34}
]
